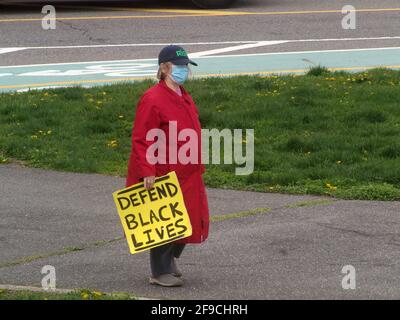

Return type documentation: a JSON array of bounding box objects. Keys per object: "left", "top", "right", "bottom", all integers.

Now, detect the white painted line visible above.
[
  {"left": 197, "top": 46, "right": 400, "bottom": 59},
  {"left": 1, "top": 46, "right": 399, "bottom": 69},
  {"left": 190, "top": 41, "right": 288, "bottom": 57},
  {"left": 0, "top": 48, "right": 27, "bottom": 54},
  {"left": 289, "top": 35, "right": 400, "bottom": 43},
  {"left": 6, "top": 40, "right": 259, "bottom": 50},
  {"left": 1, "top": 35, "right": 399, "bottom": 60},
  {"left": 1, "top": 36, "right": 400, "bottom": 52},
  {"left": 0, "top": 58, "right": 156, "bottom": 69}
]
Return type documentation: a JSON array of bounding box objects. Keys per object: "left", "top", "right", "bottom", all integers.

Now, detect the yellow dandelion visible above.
[
  {"left": 93, "top": 291, "right": 103, "bottom": 297},
  {"left": 325, "top": 183, "right": 337, "bottom": 191},
  {"left": 107, "top": 140, "right": 118, "bottom": 148}
]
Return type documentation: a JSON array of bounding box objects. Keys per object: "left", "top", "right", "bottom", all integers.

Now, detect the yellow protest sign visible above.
[{"left": 112, "top": 171, "right": 192, "bottom": 254}]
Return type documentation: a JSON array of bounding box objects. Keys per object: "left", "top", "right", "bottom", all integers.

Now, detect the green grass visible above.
[
  {"left": 284, "top": 199, "right": 335, "bottom": 209},
  {"left": 0, "top": 288, "right": 136, "bottom": 300},
  {"left": 1, "top": 68, "right": 400, "bottom": 200},
  {"left": 211, "top": 208, "right": 270, "bottom": 222}
]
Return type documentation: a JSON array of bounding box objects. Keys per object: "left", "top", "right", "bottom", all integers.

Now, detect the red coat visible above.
[{"left": 125, "top": 79, "right": 209, "bottom": 244}]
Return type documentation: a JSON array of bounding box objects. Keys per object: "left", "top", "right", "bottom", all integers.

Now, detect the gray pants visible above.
[{"left": 150, "top": 242, "right": 186, "bottom": 277}]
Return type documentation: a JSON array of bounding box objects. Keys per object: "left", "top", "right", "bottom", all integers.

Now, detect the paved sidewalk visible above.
[{"left": 1, "top": 163, "right": 399, "bottom": 299}]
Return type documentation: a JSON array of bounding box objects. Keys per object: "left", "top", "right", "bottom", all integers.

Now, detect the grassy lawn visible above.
[
  {"left": 0, "top": 288, "right": 136, "bottom": 300},
  {"left": 1, "top": 68, "right": 400, "bottom": 200}
]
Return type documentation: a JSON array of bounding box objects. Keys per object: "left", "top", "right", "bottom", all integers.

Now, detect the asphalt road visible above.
[
  {"left": 1, "top": 1, "right": 400, "bottom": 299},
  {"left": 0, "top": 0, "right": 400, "bottom": 65},
  {"left": 1, "top": 164, "right": 400, "bottom": 299}
]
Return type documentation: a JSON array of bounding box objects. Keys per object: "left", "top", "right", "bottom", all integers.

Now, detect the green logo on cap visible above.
[{"left": 176, "top": 50, "right": 188, "bottom": 57}]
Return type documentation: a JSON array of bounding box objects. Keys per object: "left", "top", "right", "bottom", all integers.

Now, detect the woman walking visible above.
[{"left": 125, "top": 45, "right": 210, "bottom": 287}]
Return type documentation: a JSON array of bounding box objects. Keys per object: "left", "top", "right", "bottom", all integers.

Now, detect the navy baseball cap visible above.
[{"left": 158, "top": 45, "right": 198, "bottom": 66}]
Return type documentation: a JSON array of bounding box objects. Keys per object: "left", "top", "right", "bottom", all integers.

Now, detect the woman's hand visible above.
[{"left": 144, "top": 176, "right": 156, "bottom": 190}]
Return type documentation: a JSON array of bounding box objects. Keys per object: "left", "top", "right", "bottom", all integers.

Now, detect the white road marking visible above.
[
  {"left": 0, "top": 48, "right": 27, "bottom": 54},
  {"left": 0, "top": 35, "right": 400, "bottom": 63},
  {"left": 18, "top": 63, "right": 158, "bottom": 77},
  {"left": 0, "top": 59, "right": 156, "bottom": 69},
  {"left": 287, "top": 36, "right": 400, "bottom": 43},
  {"left": 1, "top": 35, "right": 400, "bottom": 53},
  {"left": 198, "top": 46, "right": 400, "bottom": 58},
  {"left": 1, "top": 46, "right": 399, "bottom": 70},
  {"left": 2, "top": 40, "right": 261, "bottom": 50},
  {"left": 190, "top": 41, "right": 288, "bottom": 57}
]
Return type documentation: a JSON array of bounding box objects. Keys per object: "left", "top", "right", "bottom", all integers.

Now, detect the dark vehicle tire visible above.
[{"left": 191, "top": 0, "right": 237, "bottom": 9}]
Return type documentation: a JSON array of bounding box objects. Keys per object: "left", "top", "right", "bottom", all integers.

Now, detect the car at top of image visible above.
[
  {"left": 2, "top": 0, "right": 238, "bottom": 9},
  {"left": 191, "top": 0, "right": 237, "bottom": 8}
]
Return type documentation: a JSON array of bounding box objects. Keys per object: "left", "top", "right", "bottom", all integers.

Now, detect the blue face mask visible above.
[{"left": 170, "top": 64, "right": 189, "bottom": 85}]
